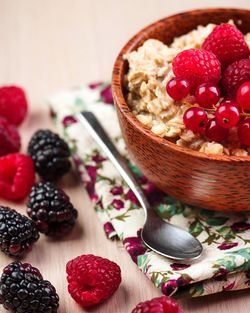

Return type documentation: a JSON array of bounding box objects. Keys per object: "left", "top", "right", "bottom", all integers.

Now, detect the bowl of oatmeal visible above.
[{"left": 112, "top": 8, "right": 250, "bottom": 212}]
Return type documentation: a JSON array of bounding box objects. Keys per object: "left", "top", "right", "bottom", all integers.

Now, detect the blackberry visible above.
[
  {"left": 0, "top": 207, "right": 39, "bottom": 257},
  {"left": 28, "top": 129, "right": 71, "bottom": 181},
  {"left": 0, "top": 262, "right": 59, "bottom": 313},
  {"left": 27, "top": 182, "right": 78, "bottom": 237}
]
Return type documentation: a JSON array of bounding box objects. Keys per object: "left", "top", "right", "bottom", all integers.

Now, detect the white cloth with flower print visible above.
[{"left": 49, "top": 82, "right": 250, "bottom": 298}]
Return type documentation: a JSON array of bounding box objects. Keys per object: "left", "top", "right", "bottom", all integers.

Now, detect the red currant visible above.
[
  {"left": 166, "top": 77, "right": 190, "bottom": 101},
  {"left": 238, "top": 118, "right": 250, "bottom": 146},
  {"left": 236, "top": 82, "right": 250, "bottom": 110},
  {"left": 205, "top": 118, "right": 229, "bottom": 142},
  {"left": 215, "top": 102, "right": 240, "bottom": 129},
  {"left": 183, "top": 107, "right": 208, "bottom": 134},
  {"left": 195, "top": 83, "right": 220, "bottom": 108}
]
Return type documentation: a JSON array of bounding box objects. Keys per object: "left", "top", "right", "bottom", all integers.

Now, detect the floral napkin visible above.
[{"left": 49, "top": 82, "right": 250, "bottom": 298}]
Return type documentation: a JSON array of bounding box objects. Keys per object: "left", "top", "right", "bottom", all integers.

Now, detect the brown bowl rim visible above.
[{"left": 112, "top": 7, "right": 250, "bottom": 163}]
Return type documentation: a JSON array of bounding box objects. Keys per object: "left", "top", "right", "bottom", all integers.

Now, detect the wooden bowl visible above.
[{"left": 112, "top": 8, "right": 250, "bottom": 212}]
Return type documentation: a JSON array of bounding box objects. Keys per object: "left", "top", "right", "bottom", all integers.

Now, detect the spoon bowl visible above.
[{"left": 142, "top": 210, "right": 202, "bottom": 260}]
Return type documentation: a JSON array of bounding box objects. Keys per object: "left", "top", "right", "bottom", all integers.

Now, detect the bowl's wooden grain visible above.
[{"left": 112, "top": 8, "right": 250, "bottom": 212}]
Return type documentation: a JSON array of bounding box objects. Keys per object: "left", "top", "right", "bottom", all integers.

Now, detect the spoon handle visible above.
[{"left": 77, "top": 111, "right": 150, "bottom": 217}]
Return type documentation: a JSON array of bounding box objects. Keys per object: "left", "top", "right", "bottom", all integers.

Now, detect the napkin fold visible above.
[{"left": 49, "top": 82, "right": 250, "bottom": 298}]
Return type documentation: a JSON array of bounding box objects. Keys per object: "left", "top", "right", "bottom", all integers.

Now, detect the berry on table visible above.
[
  {"left": 0, "top": 262, "right": 59, "bottom": 313},
  {"left": 131, "top": 296, "right": 183, "bottom": 313},
  {"left": 236, "top": 82, "right": 250, "bottom": 110},
  {"left": 66, "top": 254, "right": 121, "bottom": 307},
  {"left": 0, "top": 206, "right": 39, "bottom": 257},
  {"left": 215, "top": 102, "right": 240, "bottom": 129},
  {"left": 166, "top": 77, "right": 190, "bottom": 101},
  {"left": 0, "top": 153, "right": 35, "bottom": 200},
  {"left": 172, "top": 48, "right": 221, "bottom": 92},
  {"left": 28, "top": 129, "right": 71, "bottom": 181},
  {"left": 0, "top": 86, "right": 28, "bottom": 126},
  {"left": 27, "top": 182, "right": 78, "bottom": 237},
  {"left": 195, "top": 83, "right": 220, "bottom": 108},
  {"left": 0, "top": 116, "right": 21, "bottom": 156},
  {"left": 183, "top": 107, "right": 208, "bottom": 134},
  {"left": 205, "top": 118, "right": 229, "bottom": 142},
  {"left": 221, "top": 59, "right": 250, "bottom": 96},
  {"left": 202, "top": 23, "right": 250, "bottom": 68},
  {"left": 238, "top": 118, "right": 250, "bottom": 146}
]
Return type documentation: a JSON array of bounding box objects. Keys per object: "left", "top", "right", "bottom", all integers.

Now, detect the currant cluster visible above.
[{"left": 167, "top": 78, "right": 250, "bottom": 145}]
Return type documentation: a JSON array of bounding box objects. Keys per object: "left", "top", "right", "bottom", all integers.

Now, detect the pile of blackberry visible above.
[
  {"left": 28, "top": 129, "right": 71, "bottom": 181},
  {"left": 0, "top": 206, "right": 39, "bottom": 257},
  {"left": 0, "top": 262, "right": 59, "bottom": 313},
  {"left": 27, "top": 182, "right": 78, "bottom": 237}
]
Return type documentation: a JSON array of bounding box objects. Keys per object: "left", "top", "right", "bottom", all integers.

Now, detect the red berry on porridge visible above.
[
  {"left": 202, "top": 23, "right": 250, "bottom": 68},
  {"left": 124, "top": 21, "right": 250, "bottom": 156},
  {"left": 215, "top": 102, "right": 240, "bottom": 129},
  {"left": 183, "top": 107, "right": 208, "bottom": 134},
  {"left": 166, "top": 78, "right": 190, "bottom": 101},
  {"left": 205, "top": 118, "right": 229, "bottom": 142},
  {"left": 172, "top": 48, "right": 221, "bottom": 92},
  {"left": 195, "top": 83, "right": 220, "bottom": 108},
  {"left": 236, "top": 82, "right": 250, "bottom": 110},
  {"left": 221, "top": 59, "right": 250, "bottom": 96},
  {"left": 238, "top": 118, "right": 250, "bottom": 146}
]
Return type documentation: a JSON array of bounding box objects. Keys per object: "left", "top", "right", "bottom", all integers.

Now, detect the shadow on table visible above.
[
  {"left": 46, "top": 221, "right": 84, "bottom": 243},
  {"left": 86, "top": 284, "right": 129, "bottom": 313},
  {"left": 59, "top": 170, "right": 82, "bottom": 189}
]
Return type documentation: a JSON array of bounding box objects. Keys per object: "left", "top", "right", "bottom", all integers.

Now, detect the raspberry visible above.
[
  {"left": 0, "top": 86, "right": 28, "bottom": 126},
  {"left": 221, "top": 59, "right": 250, "bottom": 96},
  {"left": 131, "top": 296, "right": 183, "bottom": 313},
  {"left": 66, "top": 254, "right": 121, "bottom": 307},
  {"left": 0, "top": 153, "right": 35, "bottom": 200},
  {"left": 172, "top": 48, "right": 221, "bottom": 92},
  {"left": 0, "top": 117, "right": 21, "bottom": 156},
  {"left": 202, "top": 24, "right": 249, "bottom": 68}
]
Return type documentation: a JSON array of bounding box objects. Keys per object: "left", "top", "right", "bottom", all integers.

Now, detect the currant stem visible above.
[{"left": 203, "top": 108, "right": 250, "bottom": 117}]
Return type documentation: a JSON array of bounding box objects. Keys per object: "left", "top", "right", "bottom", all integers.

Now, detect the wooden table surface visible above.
[{"left": 0, "top": 1, "right": 250, "bottom": 312}]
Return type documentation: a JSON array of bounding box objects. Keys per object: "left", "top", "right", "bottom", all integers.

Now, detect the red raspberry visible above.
[
  {"left": 0, "top": 86, "right": 28, "bottom": 125},
  {"left": 202, "top": 24, "right": 249, "bottom": 68},
  {"left": 131, "top": 296, "right": 183, "bottom": 313},
  {"left": 66, "top": 254, "right": 121, "bottom": 307},
  {"left": 0, "top": 153, "right": 35, "bottom": 200},
  {"left": 0, "top": 117, "right": 21, "bottom": 156},
  {"left": 172, "top": 48, "right": 221, "bottom": 92},
  {"left": 221, "top": 59, "right": 250, "bottom": 96}
]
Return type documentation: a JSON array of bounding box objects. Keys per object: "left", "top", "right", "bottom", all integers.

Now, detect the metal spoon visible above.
[{"left": 77, "top": 111, "right": 203, "bottom": 260}]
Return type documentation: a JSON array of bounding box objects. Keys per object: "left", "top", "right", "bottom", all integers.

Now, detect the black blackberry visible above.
[
  {"left": 0, "top": 207, "right": 39, "bottom": 258},
  {"left": 27, "top": 182, "right": 78, "bottom": 237},
  {"left": 28, "top": 129, "right": 71, "bottom": 181},
  {"left": 0, "top": 262, "right": 59, "bottom": 313}
]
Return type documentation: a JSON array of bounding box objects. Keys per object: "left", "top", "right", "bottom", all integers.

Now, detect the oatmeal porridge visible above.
[{"left": 124, "top": 21, "right": 250, "bottom": 156}]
